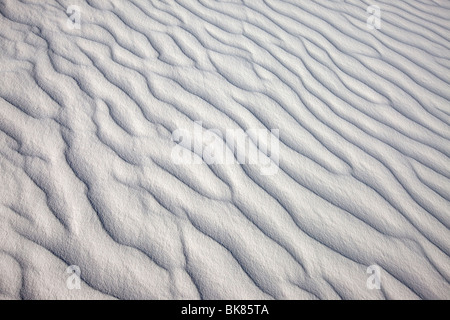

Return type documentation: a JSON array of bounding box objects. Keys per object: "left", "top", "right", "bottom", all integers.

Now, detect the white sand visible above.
[{"left": 0, "top": 0, "right": 449, "bottom": 300}]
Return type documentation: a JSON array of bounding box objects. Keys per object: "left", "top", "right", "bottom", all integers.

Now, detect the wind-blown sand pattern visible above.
[{"left": 0, "top": 0, "right": 449, "bottom": 300}]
